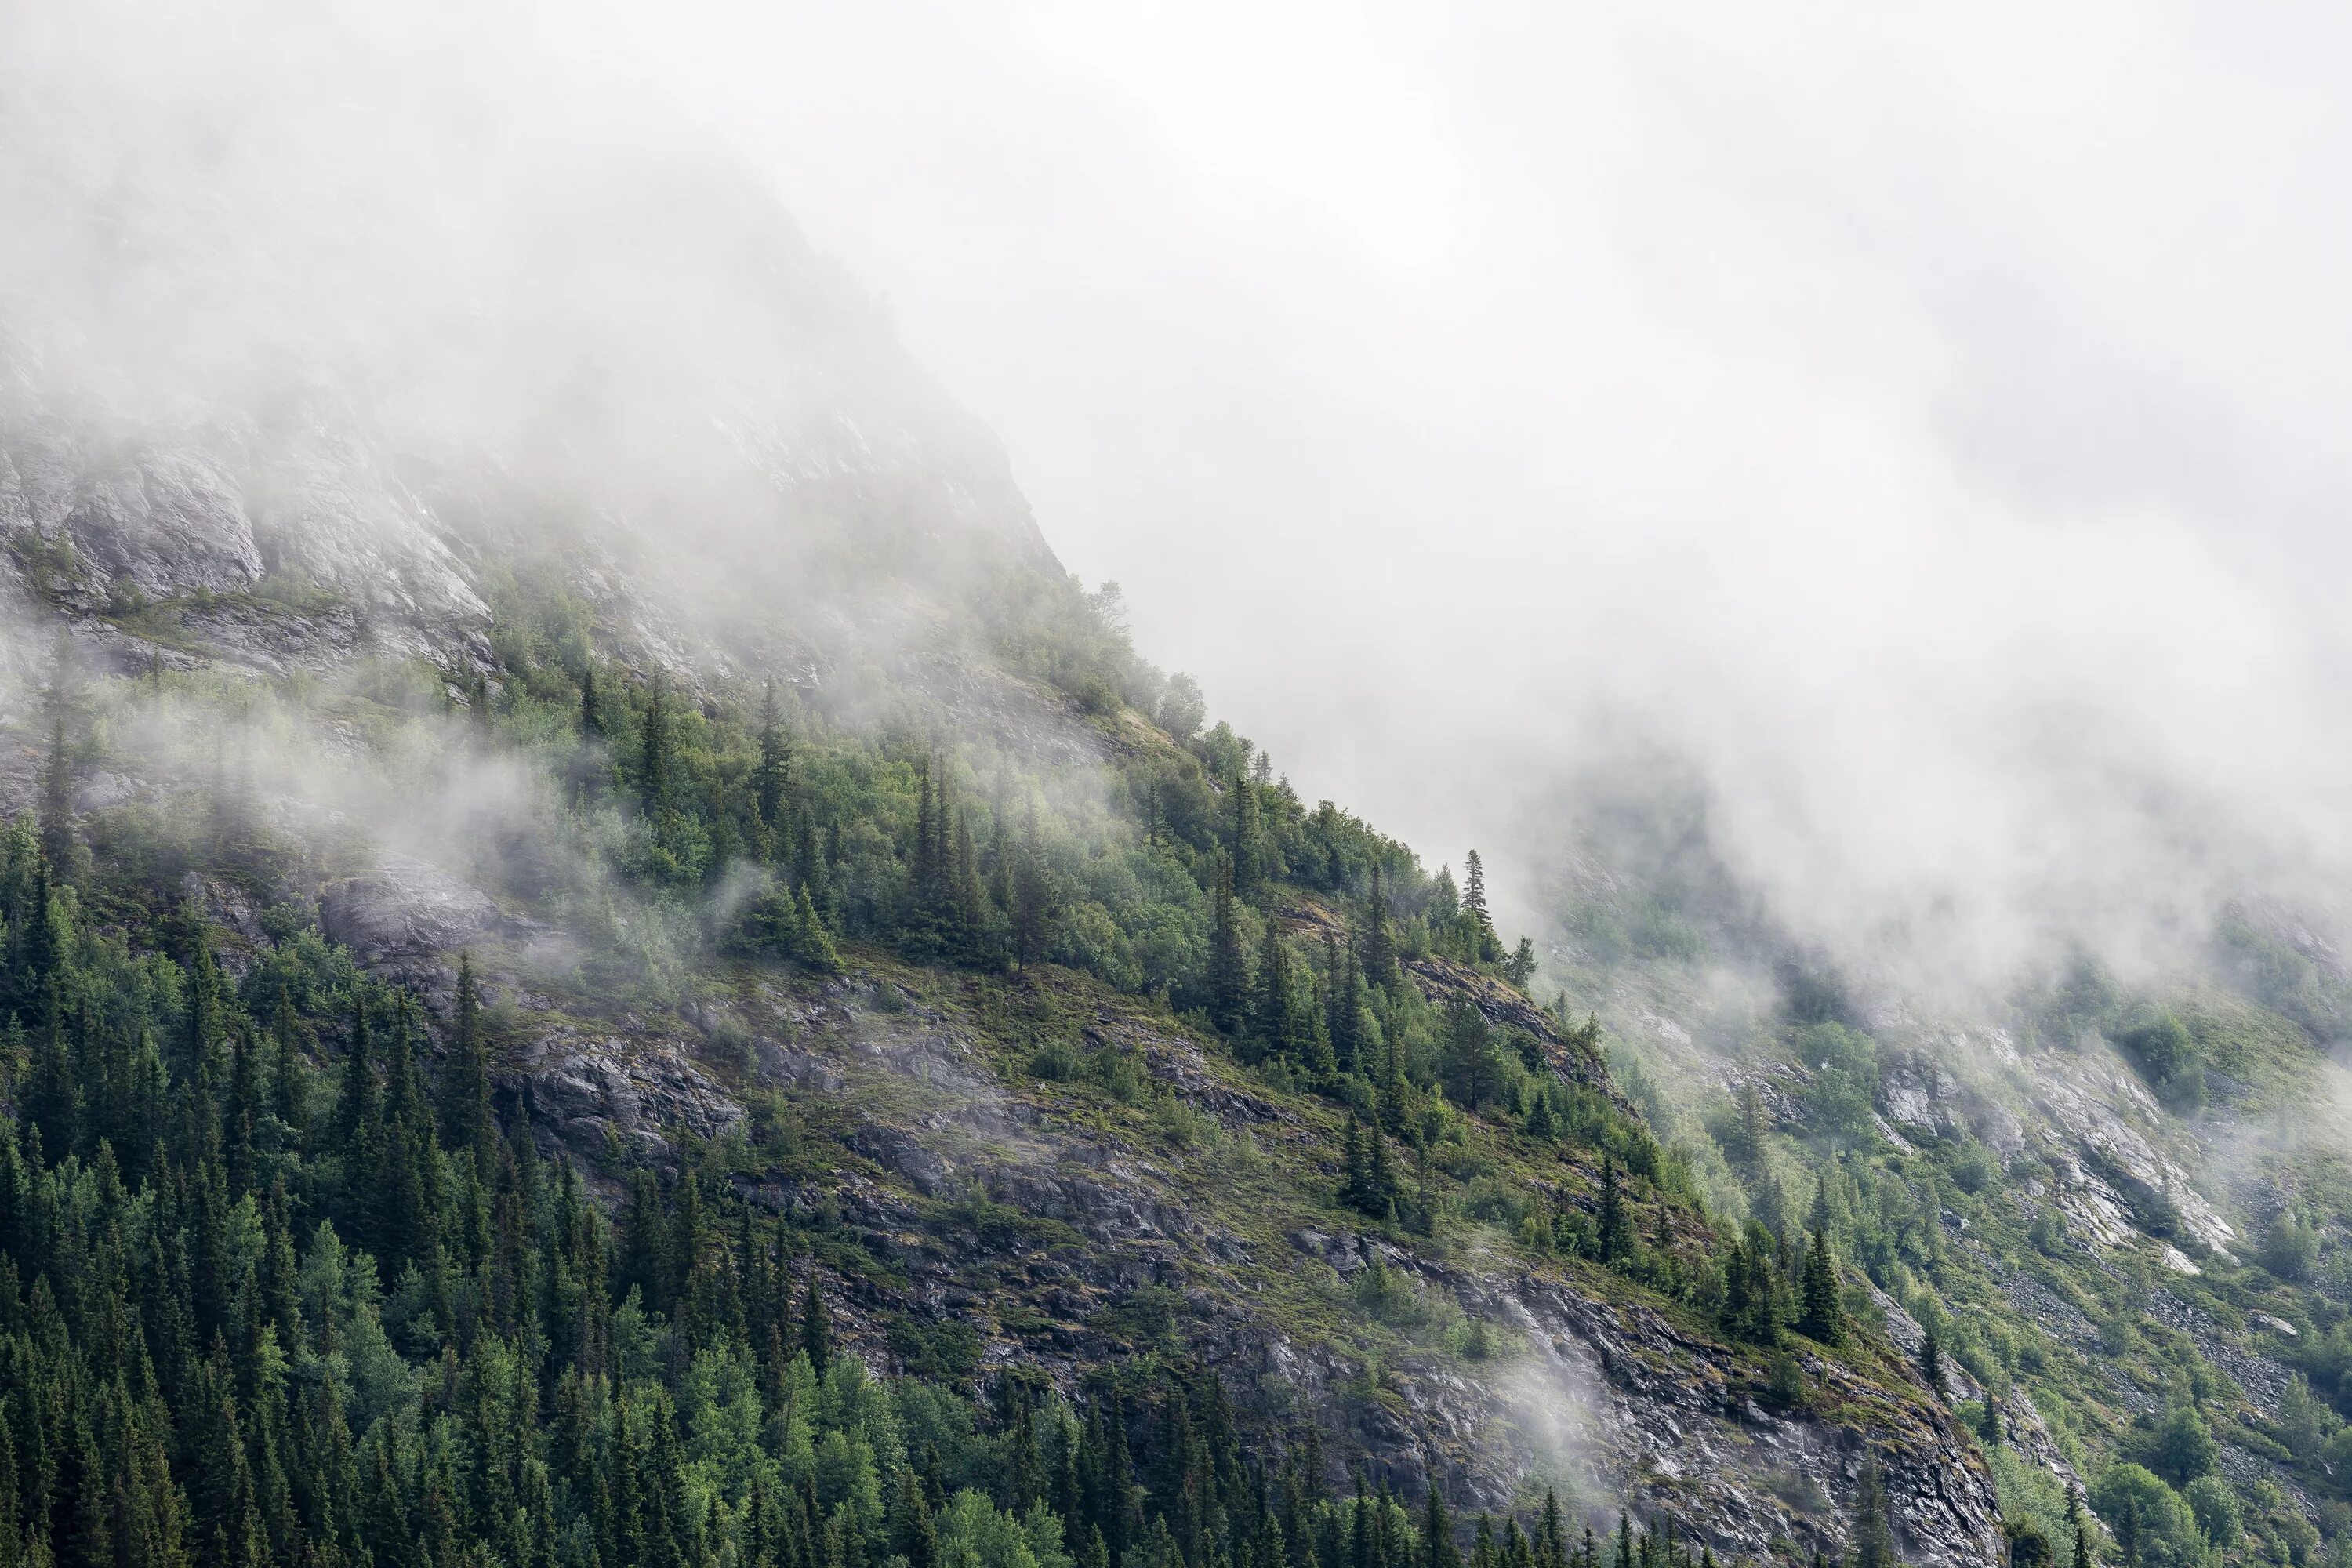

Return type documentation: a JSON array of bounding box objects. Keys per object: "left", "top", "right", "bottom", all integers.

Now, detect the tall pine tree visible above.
[
  {"left": 1798, "top": 1227, "right": 1845, "bottom": 1345},
  {"left": 441, "top": 954, "right": 495, "bottom": 1166},
  {"left": 1207, "top": 852, "right": 1248, "bottom": 1037}
]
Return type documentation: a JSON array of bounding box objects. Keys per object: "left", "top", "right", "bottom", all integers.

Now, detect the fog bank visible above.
[
  {"left": 10, "top": 0, "right": 2352, "bottom": 989},
  {"left": 735, "top": 2, "right": 2352, "bottom": 986}
]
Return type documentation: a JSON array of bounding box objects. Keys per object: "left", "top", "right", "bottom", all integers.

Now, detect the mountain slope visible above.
[
  {"left": 1538, "top": 789, "right": 2352, "bottom": 1565},
  {"left": 0, "top": 177, "right": 2000, "bottom": 1568}
]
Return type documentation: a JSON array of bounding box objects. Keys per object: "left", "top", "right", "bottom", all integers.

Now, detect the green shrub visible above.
[
  {"left": 1796, "top": 1022, "right": 1879, "bottom": 1140},
  {"left": 1947, "top": 1140, "right": 1998, "bottom": 1195},
  {"left": 2262, "top": 1210, "right": 2318, "bottom": 1283},
  {"left": 2180, "top": 1476, "right": 2240, "bottom": 1548},
  {"left": 2090, "top": 1464, "right": 2206, "bottom": 1568},
  {"left": 2130, "top": 1404, "right": 2219, "bottom": 1487},
  {"left": 2114, "top": 1005, "right": 2206, "bottom": 1109}
]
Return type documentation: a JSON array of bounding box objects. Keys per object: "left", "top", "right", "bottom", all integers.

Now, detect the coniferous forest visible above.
[
  {"left": 5, "top": 21, "right": 2348, "bottom": 1565},
  {"left": 0, "top": 601, "right": 1864, "bottom": 1568},
  {"left": 0, "top": 625, "right": 1816, "bottom": 1568}
]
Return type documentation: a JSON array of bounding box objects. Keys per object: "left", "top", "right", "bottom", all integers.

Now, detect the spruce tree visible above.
[
  {"left": 619, "top": 1168, "right": 668, "bottom": 1309},
  {"left": 227, "top": 1025, "right": 260, "bottom": 1195},
  {"left": 1207, "top": 852, "right": 1248, "bottom": 1036},
  {"left": 795, "top": 809, "right": 831, "bottom": 915},
  {"left": 800, "top": 1276, "right": 831, "bottom": 1374},
  {"left": 1367, "top": 1124, "right": 1398, "bottom": 1222},
  {"left": 1597, "top": 1157, "right": 1634, "bottom": 1263},
  {"left": 1525, "top": 1090, "right": 1556, "bottom": 1142},
  {"left": 1339, "top": 1114, "right": 1399, "bottom": 1220},
  {"left": 334, "top": 996, "right": 377, "bottom": 1152},
  {"left": 1253, "top": 921, "right": 1298, "bottom": 1063},
  {"left": 1323, "top": 937, "right": 1358, "bottom": 1069},
  {"left": 1231, "top": 771, "right": 1265, "bottom": 895},
  {"left": 270, "top": 993, "right": 306, "bottom": 1139},
  {"left": 1340, "top": 1114, "right": 1369, "bottom": 1214},
  {"left": 754, "top": 679, "right": 792, "bottom": 852},
  {"left": 1302, "top": 974, "right": 1339, "bottom": 1079},
  {"left": 1744, "top": 1238, "right": 1782, "bottom": 1342},
  {"left": 895, "top": 1470, "right": 937, "bottom": 1568},
  {"left": 1918, "top": 1324, "right": 1943, "bottom": 1398},
  {"left": 25, "top": 997, "right": 76, "bottom": 1160},
  {"left": 1375, "top": 1032, "right": 1408, "bottom": 1135},
  {"left": 16, "top": 853, "right": 63, "bottom": 1031},
  {"left": 639, "top": 673, "right": 672, "bottom": 816},
  {"left": 579, "top": 665, "right": 604, "bottom": 737},
  {"left": 670, "top": 1163, "right": 707, "bottom": 1327},
  {"left": 181, "top": 931, "right": 227, "bottom": 1165},
  {"left": 1361, "top": 866, "right": 1400, "bottom": 989},
  {"left": 1012, "top": 798, "right": 1054, "bottom": 970},
  {"left": 908, "top": 752, "right": 982, "bottom": 958},
  {"left": 1411, "top": 1495, "right": 1449, "bottom": 1568},
  {"left": 1798, "top": 1227, "right": 1845, "bottom": 1345},
  {"left": 951, "top": 813, "right": 990, "bottom": 964},
  {"left": 793, "top": 887, "right": 840, "bottom": 971},
  {"left": 1737, "top": 1083, "right": 1765, "bottom": 1170},
  {"left": 441, "top": 954, "right": 494, "bottom": 1165},
  {"left": 1720, "top": 1239, "right": 1753, "bottom": 1338},
  {"left": 1461, "top": 851, "right": 1497, "bottom": 963}
]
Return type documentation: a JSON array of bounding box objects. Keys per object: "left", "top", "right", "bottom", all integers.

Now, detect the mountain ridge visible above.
[{"left": 0, "top": 180, "right": 2007, "bottom": 1568}]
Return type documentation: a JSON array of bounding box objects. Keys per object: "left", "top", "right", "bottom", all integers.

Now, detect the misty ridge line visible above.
[
  {"left": 6, "top": 10, "right": 2351, "bottom": 1566},
  {"left": 1, "top": 0, "right": 2347, "bottom": 1029},
  {"left": 0, "top": 0, "right": 1479, "bottom": 966},
  {"left": 0, "top": 540, "right": 1545, "bottom": 1045}
]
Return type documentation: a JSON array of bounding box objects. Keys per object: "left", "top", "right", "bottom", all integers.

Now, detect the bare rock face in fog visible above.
[
  {"left": 0, "top": 408, "right": 491, "bottom": 670},
  {"left": 318, "top": 856, "right": 503, "bottom": 966},
  {"left": 0, "top": 128, "right": 2014, "bottom": 1566},
  {"left": 0, "top": 435, "right": 261, "bottom": 600},
  {"left": 517, "top": 1029, "right": 746, "bottom": 1164},
  {"left": 2, "top": 141, "right": 1062, "bottom": 688}
]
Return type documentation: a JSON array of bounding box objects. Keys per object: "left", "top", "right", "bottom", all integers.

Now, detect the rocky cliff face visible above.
[
  {"left": 0, "top": 193, "right": 2005, "bottom": 1567},
  {"left": 1543, "top": 826, "right": 2340, "bottom": 1558},
  {"left": 166, "top": 821, "right": 1996, "bottom": 1566},
  {"left": 0, "top": 153, "right": 1057, "bottom": 685},
  {"left": 0, "top": 416, "right": 488, "bottom": 671},
  {"left": 474, "top": 948, "right": 1997, "bottom": 1568}
]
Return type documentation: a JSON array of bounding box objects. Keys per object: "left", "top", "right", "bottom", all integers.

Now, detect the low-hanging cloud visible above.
[
  {"left": 9, "top": 0, "right": 2352, "bottom": 996},
  {"left": 710, "top": 1, "right": 2352, "bottom": 993}
]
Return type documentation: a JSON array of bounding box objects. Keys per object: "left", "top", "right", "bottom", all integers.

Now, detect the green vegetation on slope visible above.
[
  {"left": 1548, "top": 870, "right": 2352, "bottom": 1568},
  {"left": 0, "top": 562, "right": 1963, "bottom": 1568}
]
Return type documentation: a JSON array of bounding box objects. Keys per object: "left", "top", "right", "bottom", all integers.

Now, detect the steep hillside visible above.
[
  {"left": 0, "top": 185, "right": 1999, "bottom": 1568},
  {"left": 1541, "top": 799, "right": 2352, "bottom": 1566}
]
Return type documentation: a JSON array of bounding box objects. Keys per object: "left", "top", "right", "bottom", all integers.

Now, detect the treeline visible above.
[
  {"left": 463, "top": 569, "right": 1531, "bottom": 1004},
  {"left": 87, "top": 573, "right": 1577, "bottom": 1200},
  {"left": 474, "top": 598, "right": 1895, "bottom": 1399},
  {"left": 478, "top": 590, "right": 1677, "bottom": 1260},
  {"left": 0, "top": 799, "right": 1865, "bottom": 1568}
]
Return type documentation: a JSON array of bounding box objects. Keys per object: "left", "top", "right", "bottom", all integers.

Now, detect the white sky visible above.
[
  {"left": 670, "top": 2, "right": 2352, "bottom": 971},
  {"left": 13, "top": 0, "right": 2352, "bottom": 980}
]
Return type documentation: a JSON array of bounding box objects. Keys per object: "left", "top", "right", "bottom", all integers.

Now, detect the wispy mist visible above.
[
  {"left": 740, "top": 2, "right": 2352, "bottom": 993},
  {"left": 9, "top": 0, "right": 2352, "bottom": 990}
]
